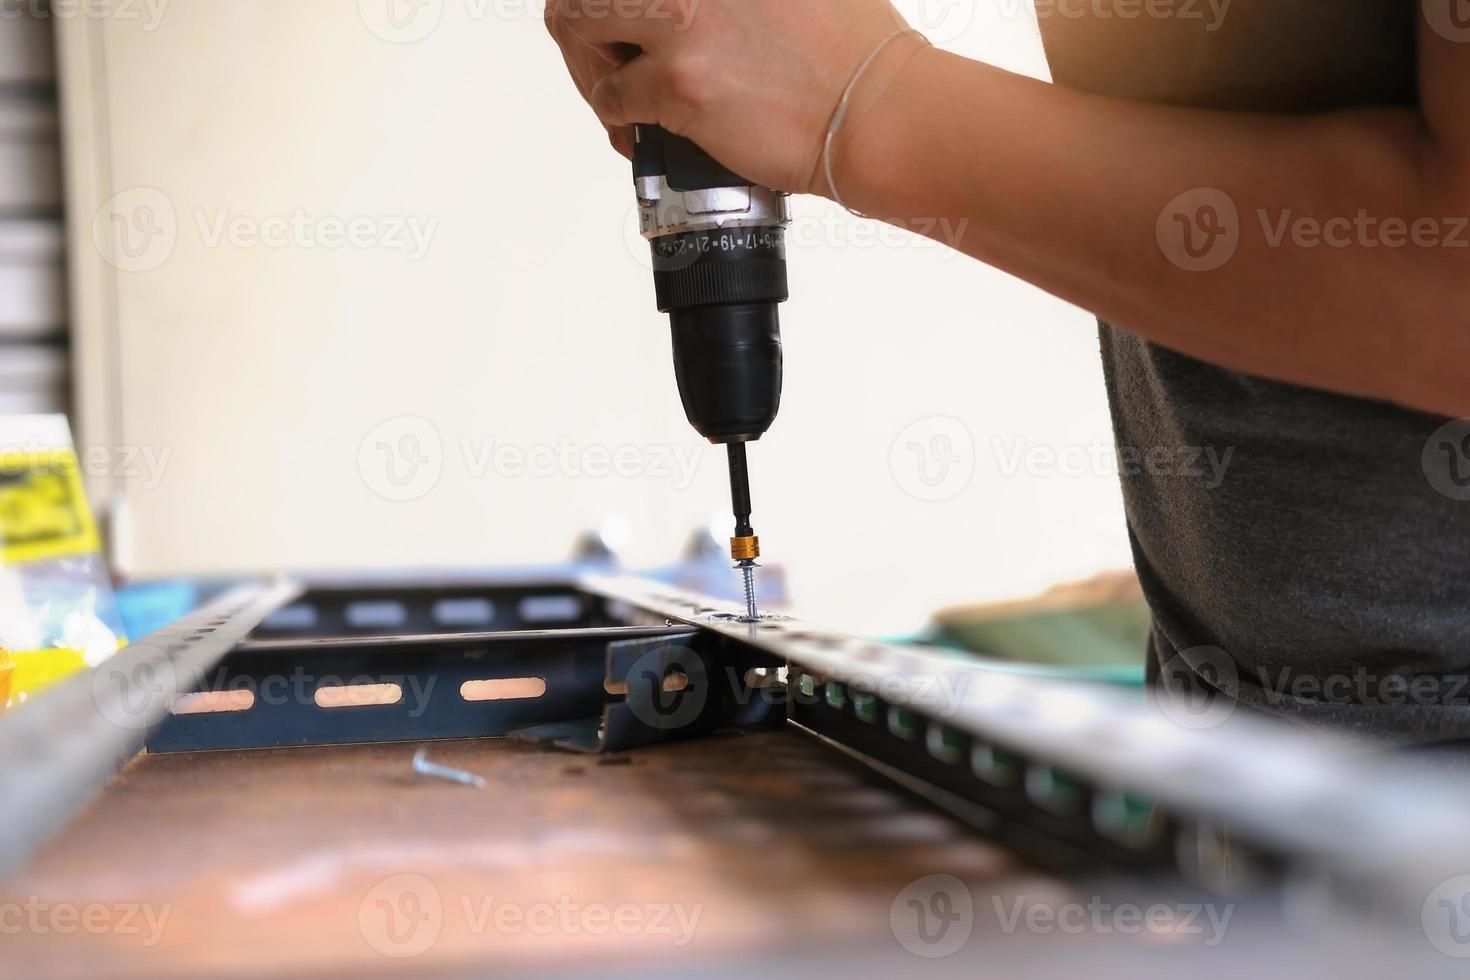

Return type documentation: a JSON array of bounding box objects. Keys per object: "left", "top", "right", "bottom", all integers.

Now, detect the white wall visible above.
[{"left": 72, "top": 0, "right": 1131, "bottom": 634}]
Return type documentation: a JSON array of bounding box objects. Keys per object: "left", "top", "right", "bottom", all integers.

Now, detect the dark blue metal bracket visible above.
[{"left": 148, "top": 583, "right": 785, "bottom": 754}]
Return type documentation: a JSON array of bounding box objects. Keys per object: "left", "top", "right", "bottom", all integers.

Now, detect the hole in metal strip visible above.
[
  {"left": 459, "top": 677, "right": 548, "bottom": 702},
  {"left": 1025, "top": 765, "right": 1086, "bottom": 815},
  {"left": 433, "top": 598, "right": 496, "bottom": 627},
  {"left": 887, "top": 706, "right": 919, "bottom": 741},
  {"left": 518, "top": 595, "right": 581, "bottom": 623},
  {"left": 345, "top": 601, "right": 407, "bottom": 629},
  {"left": 604, "top": 672, "right": 688, "bottom": 697},
  {"left": 314, "top": 683, "right": 404, "bottom": 709},
  {"left": 926, "top": 724, "right": 964, "bottom": 764},
  {"left": 170, "top": 690, "right": 256, "bottom": 715},
  {"left": 972, "top": 743, "right": 1021, "bottom": 787},
  {"left": 744, "top": 666, "right": 788, "bottom": 689},
  {"left": 261, "top": 603, "right": 317, "bottom": 631}
]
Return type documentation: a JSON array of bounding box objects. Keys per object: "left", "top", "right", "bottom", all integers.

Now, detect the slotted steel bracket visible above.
[{"left": 511, "top": 631, "right": 785, "bottom": 753}]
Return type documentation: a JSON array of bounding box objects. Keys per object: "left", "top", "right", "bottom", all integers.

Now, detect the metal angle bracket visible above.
[
  {"left": 148, "top": 625, "right": 679, "bottom": 753},
  {"left": 144, "top": 576, "right": 788, "bottom": 754},
  {"left": 511, "top": 630, "right": 787, "bottom": 753}
]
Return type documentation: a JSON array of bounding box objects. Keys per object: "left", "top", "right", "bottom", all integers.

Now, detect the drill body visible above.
[{"left": 632, "top": 126, "right": 792, "bottom": 617}]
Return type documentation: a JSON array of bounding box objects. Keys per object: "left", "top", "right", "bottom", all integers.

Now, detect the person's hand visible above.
[{"left": 544, "top": 0, "right": 921, "bottom": 195}]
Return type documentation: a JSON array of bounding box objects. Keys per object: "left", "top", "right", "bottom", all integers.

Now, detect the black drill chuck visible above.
[
  {"left": 633, "top": 126, "right": 788, "bottom": 446},
  {"left": 669, "top": 304, "right": 782, "bottom": 444}
]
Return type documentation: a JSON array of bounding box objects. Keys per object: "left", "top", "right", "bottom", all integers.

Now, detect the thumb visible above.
[{"left": 589, "top": 54, "right": 669, "bottom": 130}]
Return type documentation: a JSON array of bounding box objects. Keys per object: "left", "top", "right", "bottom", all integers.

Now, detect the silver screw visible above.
[
  {"left": 737, "top": 560, "right": 759, "bottom": 621},
  {"left": 412, "top": 747, "right": 486, "bottom": 789}
]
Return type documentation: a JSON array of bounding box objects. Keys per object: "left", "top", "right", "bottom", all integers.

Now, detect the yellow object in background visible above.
[
  {"left": 0, "top": 648, "right": 12, "bottom": 708},
  {"left": 0, "top": 448, "right": 102, "bottom": 565},
  {"left": 7, "top": 648, "right": 86, "bottom": 707},
  {"left": 0, "top": 416, "right": 127, "bottom": 708}
]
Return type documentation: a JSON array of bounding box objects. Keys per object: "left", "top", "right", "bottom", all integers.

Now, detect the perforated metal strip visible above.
[
  {"left": 583, "top": 573, "right": 1470, "bottom": 909},
  {"left": 0, "top": 580, "right": 300, "bottom": 878}
]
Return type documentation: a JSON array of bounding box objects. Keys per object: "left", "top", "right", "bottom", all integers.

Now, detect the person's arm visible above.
[{"left": 546, "top": 1, "right": 1470, "bottom": 417}]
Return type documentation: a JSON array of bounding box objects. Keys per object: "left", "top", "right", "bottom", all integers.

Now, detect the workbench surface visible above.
[{"left": 4, "top": 729, "right": 1038, "bottom": 978}]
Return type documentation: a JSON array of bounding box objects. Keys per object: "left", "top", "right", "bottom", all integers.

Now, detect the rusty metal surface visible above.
[{"left": 1, "top": 730, "right": 1027, "bottom": 979}]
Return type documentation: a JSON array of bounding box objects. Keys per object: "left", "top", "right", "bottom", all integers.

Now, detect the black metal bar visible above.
[
  {"left": 251, "top": 584, "right": 607, "bottom": 640},
  {"left": 235, "top": 625, "right": 689, "bottom": 654},
  {"left": 149, "top": 626, "right": 702, "bottom": 753}
]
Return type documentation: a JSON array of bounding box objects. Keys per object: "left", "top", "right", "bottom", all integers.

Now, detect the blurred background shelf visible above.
[
  {"left": 0, "top": 12, "right": 56, "bottom": 87},
  {"left": 0, "top": 98, "right": 61, "bottom": 215},
  {"left": 0, "top": 6, "right": 69, "bottom": 419},
  {"left": 0, "top": 219, "right": 66, "bottom": 340},
  {"left": 0, "top": 343, "right": 69, "bottom": 414}
]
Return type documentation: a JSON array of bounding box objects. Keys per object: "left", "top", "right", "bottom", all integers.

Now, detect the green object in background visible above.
[{"left": 911, "top": 573, "right": 1153, "bottom": 686}]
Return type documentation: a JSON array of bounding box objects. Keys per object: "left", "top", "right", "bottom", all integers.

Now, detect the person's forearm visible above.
[{"left": 837, "top": 45, "right": 1469, "bottom": 417}]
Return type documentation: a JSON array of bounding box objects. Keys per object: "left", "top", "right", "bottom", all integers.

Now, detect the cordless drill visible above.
[{"left": 631, "top": 125, "right": 791, "bottom": 620}]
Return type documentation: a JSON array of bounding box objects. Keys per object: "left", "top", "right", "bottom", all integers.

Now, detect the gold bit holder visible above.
[{"left": 730, "top": 535, "right": 760, "bottom": 563}]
